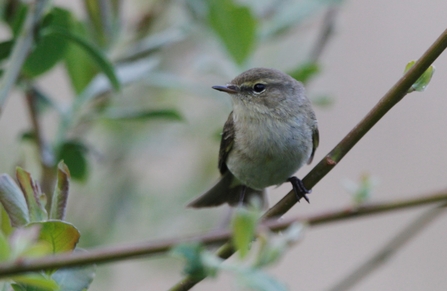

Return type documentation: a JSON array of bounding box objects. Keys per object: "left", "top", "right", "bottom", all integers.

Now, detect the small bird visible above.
[{"left": 188, "top": 68, "right": 319, "bottom": 208}]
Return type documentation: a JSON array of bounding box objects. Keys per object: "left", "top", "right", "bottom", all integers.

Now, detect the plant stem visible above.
[
  {"left": 169, "top": 27, "right": 447, "bottom": 291},
  {"left": 24, "top": 86, "right": 56, "bottom": 205},
  {"left": 0, "top": 190, "right": 446, "bottom": 278},
  {"left": 0, "top": 0, "right": 50, "bottom": 117}
]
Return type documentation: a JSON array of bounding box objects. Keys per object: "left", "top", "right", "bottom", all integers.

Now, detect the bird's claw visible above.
[{"left": 287, "top": 176, "right": 311, "bottom": 203}]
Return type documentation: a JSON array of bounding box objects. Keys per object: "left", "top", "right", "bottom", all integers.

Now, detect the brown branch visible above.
[
  {"left": 327, "top": 201, "right": 447, "bottom": 291},
  {"left": 169, "top": 27, "right": 447, "bottom": 290},
  {"left": 0, "top": 190, "right": 446, "bottom": 278},
  {"left": 309, "top": 6, "right": 339, "bottom": 63}
]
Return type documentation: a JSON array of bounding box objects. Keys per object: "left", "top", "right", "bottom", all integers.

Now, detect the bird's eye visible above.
[{"left": 253, "top": 83, "right": 266, "bottom": 93}]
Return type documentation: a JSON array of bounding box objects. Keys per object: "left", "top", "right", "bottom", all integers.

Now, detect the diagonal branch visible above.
[
  {"left": 0, "top": 190, "right": 446, "bottom": 278},
  {"left": 326, "top": 201, "right": 447, "bottom": 291},
  {"left": 169, "top": 27, "right": 447, "bottom": 291}
]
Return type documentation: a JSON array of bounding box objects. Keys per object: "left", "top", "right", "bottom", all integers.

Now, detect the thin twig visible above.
[
  {"left": 309, "top": 6, "right": 339, "bottom": 63},
  {"left": 0, "top": 190, "right": 446, "bottom": 278},
  {"left": 0, "top": 0, "right": 50, "bottom": 117},
  {"left": 327, "top": 201, "right": 447, "bottom": 291},
  {"left": 169, "top": 28, "right": 447, "bottom": 291},
  {"left": 24, "top": 86, "right": 56, "bottom": 207}
]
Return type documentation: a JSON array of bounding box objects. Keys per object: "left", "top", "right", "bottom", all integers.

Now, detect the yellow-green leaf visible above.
[
  {"left": 231, "top": 207, "right": 258, "bottom": 259},
  {"left": 404, "top": 60, "right": 435, "bottom": 93},
  {"left": 12, "top": 274, "right": 58, "bottom": 291},
  {"left": 28, "top": 221, "right": 80, "bottom": 254}
]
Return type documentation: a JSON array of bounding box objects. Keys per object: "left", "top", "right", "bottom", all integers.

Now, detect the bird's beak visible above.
[{"left": 212, "top": 84, "right": 238, "bottom": 94}]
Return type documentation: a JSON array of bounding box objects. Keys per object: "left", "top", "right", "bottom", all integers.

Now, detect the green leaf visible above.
[
  {"left": 22, "top": 7, "right": 73, "bottom": 77},
  {"left": 0, "top": 174, "right": 30, "bottom": 226},
  {"left": 12, "top": 274, "right": 59, "bottom": 291},
  {"left": 50, "top": 161, "right": 71, "bottom": 220},
  {"left": 52, "top": 251, "right": 95, "bottom": 291},
  {"left": 43, "top": 27, "right": 120, "bottom": 91},
  {"left": 63, "top": 20, "right": 98, "bottom": 94},
  {"left": 0, "top": 40, "right": 14, "bottom": 63},
  {"left": 28, "top": 221, "right": 80, "bottom": 254},
  {"left": 231, "top": 206, "right": 259, "bottom": 259},
  {"left": 15, "top": 168, "right": 47, "bottom": 222},
  {"left": 288, "top": 62, "right": 320, "bottom": 84},
  {"left": 208, "top": 0, "right": 256, "bottom": 65},
  {"left": 404, "top": 60, "right": 436, "bottom": 93},
  {"left": 104, "top": 109, "right": 183, "bottom": 121},
  {"left": 57, "top": 141, "right": 88, "bottom": 181}
]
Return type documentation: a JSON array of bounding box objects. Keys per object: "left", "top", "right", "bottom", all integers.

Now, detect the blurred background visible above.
[{"left": 1, "top": 0, "right": 447, "bottom": 290}]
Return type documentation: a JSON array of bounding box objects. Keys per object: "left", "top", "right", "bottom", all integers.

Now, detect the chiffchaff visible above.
[{"left": 188, "top": 68, "right": 319, "bottom": 208}]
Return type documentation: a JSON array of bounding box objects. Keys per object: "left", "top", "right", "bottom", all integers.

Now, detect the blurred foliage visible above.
[
  {"left": 172, "top": 217, "right": 305, "bottom": 291},
  {"left": 342, "top": 173, "right": 379, "bottom": 205},
  {"left": 0, "top": 0, "right": 343, "bottom": 289}
]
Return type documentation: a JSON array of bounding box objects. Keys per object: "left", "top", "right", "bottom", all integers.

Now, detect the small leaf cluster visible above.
[
  {"left": 342, "top": 173, "right": 379, "bottom": 205},
  {"left": 0, "top": 162, "right": 94, "bottom": 291},
  {"left": 172, "top": 203, "right": 305, "bottom": 291}
]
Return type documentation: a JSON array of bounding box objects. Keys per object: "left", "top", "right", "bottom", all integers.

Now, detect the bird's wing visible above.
[
  {"left": 308, "top": 126, "right": 319, "bottom": 164},
  {"left": 218, "top": 111, "right": 235, "bottom": 174}
]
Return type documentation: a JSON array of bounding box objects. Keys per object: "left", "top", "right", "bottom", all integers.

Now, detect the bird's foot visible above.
[{"left": 287, "top": 177, "right": 311, "bottom": 203}]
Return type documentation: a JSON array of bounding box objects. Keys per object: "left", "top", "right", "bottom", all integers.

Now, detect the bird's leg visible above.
[
  {"left": 238, "top": 185, "right": 247, "bottom": 206},
  {"left": 287, "top": 176, "right": 310, "bottom": 203}
]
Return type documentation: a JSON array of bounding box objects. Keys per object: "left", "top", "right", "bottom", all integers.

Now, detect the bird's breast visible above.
[{"left": 227, "top": 115, "right": 312, "bottom": 189}]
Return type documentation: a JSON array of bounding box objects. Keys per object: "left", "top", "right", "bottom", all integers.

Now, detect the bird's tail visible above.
[{"left": 187, "top": 172, "right": 266, "bottom": 208}]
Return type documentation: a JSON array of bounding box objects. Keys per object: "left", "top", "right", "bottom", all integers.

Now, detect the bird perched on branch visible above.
[{"left": 188, "top": 68, "right": 319, "bottom": 208}]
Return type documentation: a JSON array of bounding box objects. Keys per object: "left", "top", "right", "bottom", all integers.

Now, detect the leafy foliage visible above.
[
  {"left": 172, "top": 209, "right": 305, "bottom": 290},
  {"left": 0, "top": 163, "right": 93, "bottom": 291},
  {"left": 21, "top": 7, "right": 73, "bottom": 77},
  {"left": 57, "top": 141, "right": 89, "bottom": 182},
  {"left": 207, "top": 0, "right": 256, "bottom": 65},
  {"left": 231, "top": 205, "right": 260, "bottom": 259}
]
